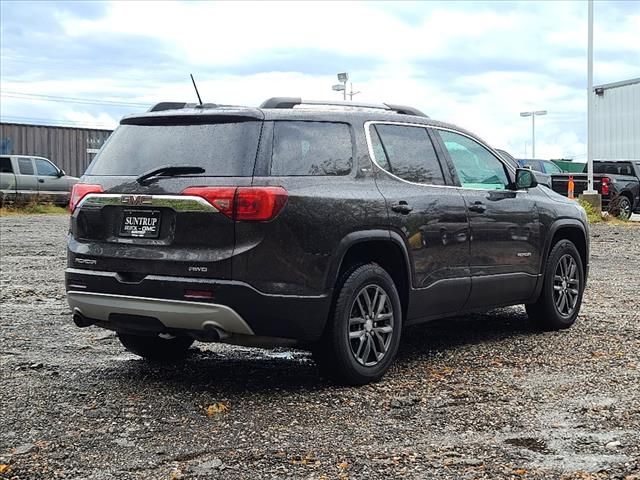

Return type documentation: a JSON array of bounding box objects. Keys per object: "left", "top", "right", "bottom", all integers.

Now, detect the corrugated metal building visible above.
[
  {"left": 593, "top": 77, "right": 640, "bottom": 160},
  {"left": 0, "top": 122, "right": 112, "bottom": 177}
]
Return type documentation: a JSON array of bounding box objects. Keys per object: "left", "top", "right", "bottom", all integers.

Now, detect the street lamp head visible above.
[
  {"left": 337, "top": 72, "right": 349, "bottom": 82},
  {"left": 332, "top": 84, "right": 345, "bottom": 91},
  {"left": 534, "top": 110, "right": 548, "bottom": 116},
  {"left": 520, "top": 112, "right": 533, "bottom": 117}
]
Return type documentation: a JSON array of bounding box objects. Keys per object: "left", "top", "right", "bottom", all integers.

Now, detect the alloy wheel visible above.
[
  {"left": 348, "top": 284, "right": 394, "bottom": 367},
  {"left": 618, "top": 198, "right": 632, "bottom": 220},
  {"left": 553, "top": 254, "right": 580, "bottom": 317}
]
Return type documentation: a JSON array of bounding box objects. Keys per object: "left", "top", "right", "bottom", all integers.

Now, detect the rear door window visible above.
[
  {"left": 18, "top": 158, "right": 35, "bottom": 175},
  {"left": 438, "top": 130, "right": 509, "bottom": 190},
  {"left": 85, "top": 119, "right": 262, "bottom": 176},
  {"left": 371, "top": 124, "right": 445, "bottom": 185},
  {"left": 0, "top": 157, "right": 12, "bottom": 173},
  {"left": 521, "top": 160, "right": 542, "bottom": 172},
  {"left": 271, "top": 121, "right": 352, "bottom": 176}
]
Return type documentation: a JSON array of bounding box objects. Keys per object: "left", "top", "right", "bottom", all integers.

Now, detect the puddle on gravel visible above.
[{"left": 498, "top": 372, "right": 634, "bottom": 473}]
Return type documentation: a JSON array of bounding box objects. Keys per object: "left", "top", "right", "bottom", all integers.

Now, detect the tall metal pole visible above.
[
  {"left": 586, "top": 0, "right": 595, "bottom": 193},
  {"left": 343, "top": 79, "right": 347, "bottom": 101},
  {"left": 532, "top": 114, "right": 536, "bottom": 158}
]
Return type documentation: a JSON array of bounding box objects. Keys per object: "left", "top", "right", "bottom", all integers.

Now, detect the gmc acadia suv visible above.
[{"left": 66, "top": 98, "right": 589, "bottom": 385}]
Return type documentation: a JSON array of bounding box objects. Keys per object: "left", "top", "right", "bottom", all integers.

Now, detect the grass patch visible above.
[
  {"left": 0, "top": 203, "right": 68, "bottom": 216},
  {"left": 577, "top": 198, "right": 637, "bottom": 226},
  {"left": 577, "top": 199, "right": 602, "bottom": 223}
]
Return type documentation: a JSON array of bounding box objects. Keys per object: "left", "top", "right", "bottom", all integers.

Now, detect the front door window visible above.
[{"left": 439, "top": 131, "right": 509, "bottom": 190}]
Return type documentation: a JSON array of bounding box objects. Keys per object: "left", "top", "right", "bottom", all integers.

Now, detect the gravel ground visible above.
[{"left": 1, "top": 214, "right": 639, "bottom": 480}]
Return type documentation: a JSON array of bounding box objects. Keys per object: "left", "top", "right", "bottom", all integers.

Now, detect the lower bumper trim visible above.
[{"left": 66, "top": 291, "right": 254, "bottom": 335}]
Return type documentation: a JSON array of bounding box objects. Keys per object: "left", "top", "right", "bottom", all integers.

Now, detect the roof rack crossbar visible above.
[{"left": 259, "top": 97, "right": 427, "bottom": 117}]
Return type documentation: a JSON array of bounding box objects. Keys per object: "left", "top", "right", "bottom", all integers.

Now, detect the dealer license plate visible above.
[{"left": 120, "top": 209, "right": 161, "bottom": 238}]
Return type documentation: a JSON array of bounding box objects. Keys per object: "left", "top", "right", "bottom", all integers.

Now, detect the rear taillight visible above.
[
  {"left": 601, "top": 177, "right": 610, "bottom": 196},
  {"left": 69, "top": 184, "right": 103, "bottom": 213},
  {"left": 235, "top": 187, "right": 288, "bottom": 221},
  {"left": 181, "top": 186, "right": 288, "bottom": 221},
  {"left": 181, "top": 187, "right": 236, "bottom": 217}
]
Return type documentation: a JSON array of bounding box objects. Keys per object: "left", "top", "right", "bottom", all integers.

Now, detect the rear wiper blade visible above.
[{"left": 136, "top": 165, "right": 205, "bottom": 185}]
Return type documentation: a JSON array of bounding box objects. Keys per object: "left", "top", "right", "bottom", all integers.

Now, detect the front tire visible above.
[
  {"left": 118, "top": 333, "right": 194, "bottom": 361},
  {"left": 312, "top": 263, "right": 402, "bottom": 385},
  {"left": 526, "top": 239, "right": 584, "bottom": 330}
]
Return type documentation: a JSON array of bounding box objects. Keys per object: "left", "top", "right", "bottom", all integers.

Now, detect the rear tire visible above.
[
  {"left": 615, "top": 196, "right": 632, "bottom": 220},
  {"left": 118, "top": 333, "right": 194, "bottom": 361},
  {"left": 312, "top": 263, "right": 402, "bottom": 385},
  {"left": 526, "top": 239, "right": 584, "bottom": 330}
]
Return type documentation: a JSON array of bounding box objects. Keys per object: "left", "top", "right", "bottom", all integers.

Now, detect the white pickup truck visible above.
[{"left": 0, "top": 155, "right": 79, "bottom": 207}]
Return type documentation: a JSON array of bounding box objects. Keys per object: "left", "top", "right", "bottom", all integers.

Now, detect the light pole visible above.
[
  {"left": 520, "top": 110, "right": 547, "bottom": 158},
  {"left": 332, "top": 73, "right": 361, "bottom": 101},
  {"left": 586, "top": 0, "right": 595, "bottom": 194},
  {"left": 337, "top": 72, "right": 348, "bottom": 101}
]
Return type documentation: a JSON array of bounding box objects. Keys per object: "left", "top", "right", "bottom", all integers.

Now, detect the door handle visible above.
[
  {"left": 468, "top": 201, "right": 486, "bottom": 213},
  {"left": 38, "top": 179, "right": 45, "bottom": 183},
  {"left": 391, "top": 201, "right": 413, "bottom": 214}
]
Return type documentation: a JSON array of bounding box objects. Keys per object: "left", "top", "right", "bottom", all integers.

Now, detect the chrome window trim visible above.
[
  {"left": 77, "top": 193, "right": 218, "bottom": 212},
  {"left": 364, "top": 120, "right": 527, "bottom": 193}
]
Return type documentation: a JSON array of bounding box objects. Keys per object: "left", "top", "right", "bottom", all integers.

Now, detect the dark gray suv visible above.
[{"left": 66, "top": 98, "right": 589, "bottom": 385}]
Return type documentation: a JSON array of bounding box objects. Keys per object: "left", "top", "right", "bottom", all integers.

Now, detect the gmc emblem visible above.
[{"left": 121, "top": 195, "right": 153, "bottom": 205}]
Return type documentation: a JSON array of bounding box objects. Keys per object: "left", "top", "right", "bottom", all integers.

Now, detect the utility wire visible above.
[
  {"left": 1, "top": 91, "right": 150, "bottom": 108},
  {"left": 1, "top": 115, "right": 114, "bottom": 129}
]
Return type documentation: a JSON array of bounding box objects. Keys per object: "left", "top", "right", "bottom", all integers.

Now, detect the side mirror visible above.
[
  {"left": 57, "top": 169, "right": 65, "bottom": 177},
  {"left": 515, "top": 168, "right": 538, "bottom": 189}
]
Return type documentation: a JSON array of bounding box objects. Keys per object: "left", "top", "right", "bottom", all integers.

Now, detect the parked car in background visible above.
[
  {"left": 495, "top": 149, "right": 551, "bottom": 188},
  {"left": 0, "top": 155, "right": 79, "bottom": 207},
  {"left": 551, "top": 160, "right": 640, "bottom": 220},
  {"left": 517, "top": 158, "right": 565, "bottom": 175}
]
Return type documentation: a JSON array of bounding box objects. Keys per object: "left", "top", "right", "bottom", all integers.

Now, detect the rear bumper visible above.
[
  {"left": 65, "top": 268, "right": 331, "bottom": 341},
  {"left": 68, "top": 291, "right": 254, "bottom": 335}
]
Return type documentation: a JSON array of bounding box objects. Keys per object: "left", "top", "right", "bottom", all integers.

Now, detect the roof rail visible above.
[
  {"left": 259, "top": 97, "right": 428, "bottom": 117},
  {"left": 148, "top": 102, "right": 219, "bottom": 112}
]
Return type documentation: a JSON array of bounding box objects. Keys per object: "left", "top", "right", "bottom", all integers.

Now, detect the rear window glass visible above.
[
  {"left": 593, "top": 162, "right": 633, "bottom": 176},
  {"left": 373, "top": 124, "right": 445, "bottom": 185},
  {"left": 18, "top": 158, "right": 34, "bottom": 175},
  {"left": 0, "top": 157, "right": 12, "bottom": 173},
  {"left": 85, "top": 120, "right": 262, "bottom": 176},
  {"left": 271, "top": 121, "right": 352, "bottom": 176}
]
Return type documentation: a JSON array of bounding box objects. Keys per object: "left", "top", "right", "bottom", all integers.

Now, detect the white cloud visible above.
[{"left": 2, "top": 0, "right": 639, "bottom": 159}]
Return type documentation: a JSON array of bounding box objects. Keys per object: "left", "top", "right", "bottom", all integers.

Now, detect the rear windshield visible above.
[
  {"left": 85, "top": 120, "right": 262, "bottom": 176},
  {"left": 591, "top": 162, "right": 634, "bottom": 176}
]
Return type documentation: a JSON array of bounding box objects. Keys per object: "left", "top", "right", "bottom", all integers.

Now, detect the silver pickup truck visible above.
[{"left": 0, "top": 155, "right": 79, "bottom": 207}]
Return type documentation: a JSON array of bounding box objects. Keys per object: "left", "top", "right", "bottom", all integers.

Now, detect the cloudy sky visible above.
[{"left": 1, "top": 0, "right": 638, "bottom": 159}]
